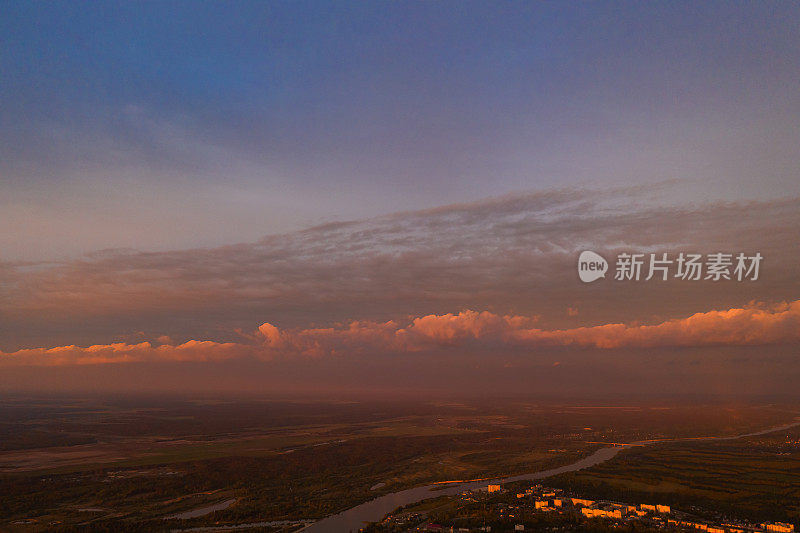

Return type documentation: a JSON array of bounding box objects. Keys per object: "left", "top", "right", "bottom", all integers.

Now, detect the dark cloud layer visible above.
[{"left": 1, "top": 187, "right": 798, "bottom": 353}]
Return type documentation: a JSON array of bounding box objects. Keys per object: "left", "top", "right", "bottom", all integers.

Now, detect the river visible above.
[
  {"left": 300, "top": 421, "right": 800, "bottom": 533},
  {"left": 166, "top": 498, "right": 237, "bottom": 520}
]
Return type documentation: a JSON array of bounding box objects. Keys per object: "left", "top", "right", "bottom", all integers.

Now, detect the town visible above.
[{"left": 365, "top": 483, "right": 796, "bottom": 533}]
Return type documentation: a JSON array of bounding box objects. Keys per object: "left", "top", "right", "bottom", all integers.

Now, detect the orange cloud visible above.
[
  {"left": 1, "top": 300, "right": 798, "bottom": 366},
  {"left": 400, "top": 311, "right": 539, "bottom": 346},
  {"left": 0, "top": 340, "right": 252, "bottom": 366},
  {"left": 391, "top": 301, "right": 800, "bottom": 350},
  {"left": 259, "top": 320, "right": 400, "bottom": 357},
  {"left": 506, "top": 300, "right": 800, "bottom": 349}
]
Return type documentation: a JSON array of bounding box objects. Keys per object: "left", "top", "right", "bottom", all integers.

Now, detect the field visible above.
[
  {"left": 547, "top": 424, "right": 800, "bottom": 524},
  {"left": 0, "top": 396, "right": 797, "bottom": 532}
]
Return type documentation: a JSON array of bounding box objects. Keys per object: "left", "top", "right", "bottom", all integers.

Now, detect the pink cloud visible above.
[
  {"left": 0, "top": 340, "right": 252, "bottom": 366},
  {"left": 507, "top": 300, "right": 800, "bottom": 349},
  {"left": 400, "top": 311, "right": 539, "bottom": 346},
  {"left": 1, "top": 300, "right": 798, "bottom": 366}
]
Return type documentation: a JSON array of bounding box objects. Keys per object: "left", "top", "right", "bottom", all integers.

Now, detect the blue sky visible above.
[{"left": 2, "top": 2, "right": 800, "bottom": 260}]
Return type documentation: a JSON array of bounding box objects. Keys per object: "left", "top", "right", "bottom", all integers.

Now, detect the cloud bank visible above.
[
  {"left": 2, "top": 300, "right": 798, "bottom": 367},
  {"left": 2, "top": 188, "right": 799, "bottom": 351}
]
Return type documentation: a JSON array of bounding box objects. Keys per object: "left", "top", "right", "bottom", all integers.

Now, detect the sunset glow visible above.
[{"left": 2, "top": 4, "right": 800, "bottom": 531}]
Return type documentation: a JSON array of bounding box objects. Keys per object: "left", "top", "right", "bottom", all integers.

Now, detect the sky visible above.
[{"left": 1, "top": 2, "right": 799, "bottom": 396}]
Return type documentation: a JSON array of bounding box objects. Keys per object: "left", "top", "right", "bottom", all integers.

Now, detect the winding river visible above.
[{"left": 301, "top": 421, "right": 800, "bottom": 533}]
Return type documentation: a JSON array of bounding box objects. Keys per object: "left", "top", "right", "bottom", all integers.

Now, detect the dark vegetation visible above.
[
  {"left": 0, "top": 396, "right": 797, "bottom": 532},
  {"left": 548, "top": 425, "right": 800, "bottom": 524}
]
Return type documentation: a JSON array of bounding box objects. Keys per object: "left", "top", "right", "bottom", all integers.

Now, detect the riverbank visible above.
[{"left": 301, "top": 421, "right": 800, "bottom": 532}]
